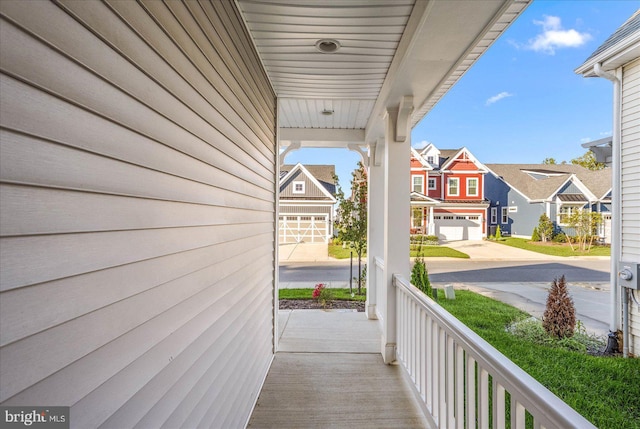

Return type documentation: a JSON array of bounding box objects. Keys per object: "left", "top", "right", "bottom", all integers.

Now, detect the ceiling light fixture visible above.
[{"left": 315, "top": 39, "right": 341, "bottom": 53}]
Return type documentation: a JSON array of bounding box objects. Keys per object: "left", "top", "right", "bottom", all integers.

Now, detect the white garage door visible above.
[
  {"left": 279, "top": 215, "right": 329, "bottom": 243},
  {"left": 435, "top": 215, "right": 483, "bottom": 241}
]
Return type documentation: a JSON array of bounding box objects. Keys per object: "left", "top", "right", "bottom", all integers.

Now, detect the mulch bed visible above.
[{"left": 279, "top": 299, "right": 365, "bottom": 312}]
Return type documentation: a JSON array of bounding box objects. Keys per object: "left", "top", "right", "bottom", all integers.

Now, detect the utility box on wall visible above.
[{"left": 618, "top": 261, "right": 639, "bottom": 290}]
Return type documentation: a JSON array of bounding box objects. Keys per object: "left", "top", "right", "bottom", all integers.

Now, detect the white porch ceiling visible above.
[{"left": 236, "top": 0, "right": 531, "bottom": 146}]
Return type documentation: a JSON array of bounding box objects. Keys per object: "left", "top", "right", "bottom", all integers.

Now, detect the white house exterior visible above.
[
  {"left": 576, "top": 10, "right": 640, "bottom": 357},
  {"left": 3, "top": 2, "right": 602, "bottom": 428}
]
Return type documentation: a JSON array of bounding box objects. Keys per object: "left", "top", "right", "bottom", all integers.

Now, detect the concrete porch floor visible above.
[{"left": 247, "top": 310, "right": 429, "bottom": 428}]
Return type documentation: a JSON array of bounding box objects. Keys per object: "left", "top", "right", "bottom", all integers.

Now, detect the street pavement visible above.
[{"left": 278, "top": 240, "right": 612, "bottom": 337}]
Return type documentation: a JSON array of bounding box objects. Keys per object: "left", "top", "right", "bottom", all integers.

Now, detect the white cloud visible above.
[
  {"left": 580, "top": 137, "right": 592, "bottom": 144},
  {"left": 486, "top": 92, "right": 514, "bottom": 106},
  {"left": 526, "top": 15, "right": 591, "bottom": 55},
  {"left": 600, "top": 131, "right": 612, "bottom": 136}
]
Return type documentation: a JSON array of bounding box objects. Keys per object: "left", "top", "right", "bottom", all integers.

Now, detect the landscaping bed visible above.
[
  {"left": 279, "top": 299, "right": 365, "bottom": 311},
  {"left": 493, "top": 237, "right": 611, "bottom": 257},
  {"left": 440, "top": 290, "right": 639, "bottom": 429}
]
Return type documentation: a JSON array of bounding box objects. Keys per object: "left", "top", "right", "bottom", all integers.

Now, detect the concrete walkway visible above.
[{"left": 248, "top": 310, "right": 428, "bottom": 428}]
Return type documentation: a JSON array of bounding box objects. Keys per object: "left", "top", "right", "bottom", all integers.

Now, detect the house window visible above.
[
  {"left": 428, "top": 178, "right": 436, "bottom": 190},
  {"left": 558, "top": 205, "right": 582, "bottom": 225},
  {"left": 412, "top": 175, "right": 424, "bottom": 194},
  {"left": 467, "top": 178, "right": 478, "bottom": 196},
  {"left": 501, "top": 207, "right": 508, "bottom": 224},
  {"left": 447, "top": 178, "right": 459, "bottom": 196},
  {"left": 490, "top": 207, "right": 497, "bottom": 224},
  {"left": 427, "top": 156, "right": 435, "bottom": 164},
  {"left": 293, "top": 181, "right": 305, "bottom": 194}
]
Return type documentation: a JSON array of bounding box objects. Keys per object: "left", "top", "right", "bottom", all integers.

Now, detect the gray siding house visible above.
[
  {"left": 576, "top": 10, "right": 640, "bottom": 357},
  {"left": 279, "top": 164, "right": 336, "bottom": 243},
  {"left": 485, "top": 164, "right": 611, "bottom": 240}
]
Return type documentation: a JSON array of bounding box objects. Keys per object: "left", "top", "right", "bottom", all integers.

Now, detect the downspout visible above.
[{"left": 594, "top": 63, "right": 625, "bottom": 353}]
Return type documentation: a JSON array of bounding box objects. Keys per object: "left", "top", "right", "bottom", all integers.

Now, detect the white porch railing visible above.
[{"left": 393, "top": 274, "right": 596, "bottom": 429}]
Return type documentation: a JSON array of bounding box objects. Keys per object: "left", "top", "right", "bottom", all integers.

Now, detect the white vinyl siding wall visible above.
[
  {"left": 621, "top": 58, "right": 640, "bottom": 355},
  {"left": 0, "top": 1, "right": 276, "bottom": 428}
]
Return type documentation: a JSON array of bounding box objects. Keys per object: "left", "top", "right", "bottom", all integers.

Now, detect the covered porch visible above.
[
  {"left": 248, "top": 310, "right": 427, "bottom": 428},
  {"left": 250, "top": 277, "right": 594, "bottom": 428}
]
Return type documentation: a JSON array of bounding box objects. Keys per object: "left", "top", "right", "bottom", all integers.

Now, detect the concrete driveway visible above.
[
  {"left": 444, "top": 240, "right": 564, "bottom": 260},
  {"left": 278, "top": 242, "right": 330, "bottom": 262}
]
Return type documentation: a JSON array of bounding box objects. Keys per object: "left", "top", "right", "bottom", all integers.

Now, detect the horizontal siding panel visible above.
[
  {"left": 0, "top": 84, "right": 272, "bottom": 199},
  {"left": 160, "top": 303, "right": 272, "bottom": 429},
  {"left": 142, "top": 0, "right": 275, "bottom": 141},
  {"left": 0, "top": 185, "right": 272, "bottom": 237},
  {"left": 2, "top": 254, "right": 272, "bottom": 411},
  {"left": 0, "top": 14, "right": 273, "bottom": 185},
  {"left": 104, "top": 289, "right": 271, "bottom": 429},
  {"left": 211, "top": 0, "right": 276, "bottom": 111},
  {"left": 0, "top": 129, "right": 273, "bottom": 211},
  {"left": 0, "top": 236, "right": 268, "bottom": 347},
  {"left": 0, "top": 248, "right": 271, "bottom": 403},
  {"left": 70, "top": 268, "right": 272, "bottom": 428},
  {"left": 90, "top": 0, "right": 274, "bottom": 160},
  {"left": 1, "top": 0, "right": 275, "bottom": 426},
  {"left": 1, "top": 224, "right": 271, "bottom": 291}
]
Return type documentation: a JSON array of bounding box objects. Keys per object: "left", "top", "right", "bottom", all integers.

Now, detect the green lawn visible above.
[
  {"left": 329, "top": 243, "right": 469, "bottom": 259},
  {"left": 279, "top": 288, "right": 366, "bottom": 301},
  {"left": 494, "top": 237, "right": 611, "bottom": 257},
  {"left": 439, "top": 291, "right": 639, "bottom": 429},
  {"left": 410, "top": 245, "right": 469, "bottom": 258}
]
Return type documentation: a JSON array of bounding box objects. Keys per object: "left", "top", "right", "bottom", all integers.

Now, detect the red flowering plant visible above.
[{"left": 312, "top": 283, "right": 333, "bottom": 308}]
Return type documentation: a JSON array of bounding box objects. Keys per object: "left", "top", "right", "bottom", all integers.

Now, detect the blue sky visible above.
[{"left": 283, "top": 1, "right": 639, "bottom": 190}]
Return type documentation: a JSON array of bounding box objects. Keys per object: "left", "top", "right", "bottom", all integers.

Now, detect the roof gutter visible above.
[{"left": 594, "top": 62, "right": 623, "bottom": 339}]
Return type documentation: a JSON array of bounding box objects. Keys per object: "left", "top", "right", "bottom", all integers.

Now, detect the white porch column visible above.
[
  {"left": 366, "top": 138, "right": 384, "bottom": 320},
  {"left": 427, "top": 206, "right": 435, "bottom": 236},
  {"left": 382, "top": 97, "right": 412, "bottom": 364}
]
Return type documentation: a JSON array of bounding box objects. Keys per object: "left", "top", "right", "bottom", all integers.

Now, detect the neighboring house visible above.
[
  {"left": 485, "top": 164, "right": 612, "bottom": 240},
  {"left": 279, "top": 164, "right": 336, "bottom": 243},
  {"left": 410, "top": 144, "right": 489, "bottom": 240},
  {"left": 576, "top": 10, "right": 640, "bottom": 357}
]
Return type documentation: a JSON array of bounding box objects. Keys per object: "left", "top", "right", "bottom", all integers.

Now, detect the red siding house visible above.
[{"left": 410, "top": 144, "right": 489, "bottom": 240}]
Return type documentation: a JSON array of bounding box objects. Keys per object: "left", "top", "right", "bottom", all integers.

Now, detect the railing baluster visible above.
[
  {"left": 431, "top": 323, "right": 441, "bottom": 427},
  {"left": 447, "top": 336, "right": 455, "bottom": 428},
  {"left": 439, "top": 327, "right": 447, "bottom": 426},
  {"left": 512, "top": 401, "right": 525, "bottom": 429},
  {"left": 478, "top": 367, "right": 489, "bottom": 429},
  {"left": 418, "top": 309, "right": 424, "bottom": 398},
  {"left": 426, "top": 316, "right": 433, "bottom": 413},
  {"left": 391, "top": 274, "right": 596, "bottom": 429},
  {"left": 493, "top": 381, "right": 505, "bottom": 429},
  {"left": 456, "top": 344, "right": 464, "bottom": 429},
  {"left": 467, "top": 356, "right": 476, "bottom": 429}
]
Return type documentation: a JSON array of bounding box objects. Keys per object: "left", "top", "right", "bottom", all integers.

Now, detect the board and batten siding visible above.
[
  {"left": 281, "top": 171, "right": 332, "bottom": 199},
  {"left": 621, "top": 58, "right": 640, "bottom": 356},
  {"left": 0, "top": 1, "right": 276, "bottom": 428}
]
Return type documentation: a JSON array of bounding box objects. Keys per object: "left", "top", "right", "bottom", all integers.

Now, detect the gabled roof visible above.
[
  {"left": 439, "top": 147, "right": 487, "bottom": 172},
  {"left": 576, "top": 9, "right": 640, "bottom": 76},
  {"left": 410, "top": 147, "right": 432, "bottom": 168},
  {"left": 280, "top": 163, "right": 337, "bottom": 198},
  {"left": 410, "top": 192, "right": 440, "bottom": 205},
  {"left": 486, "top": 164, "right": 611, "bottom": 201}
]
